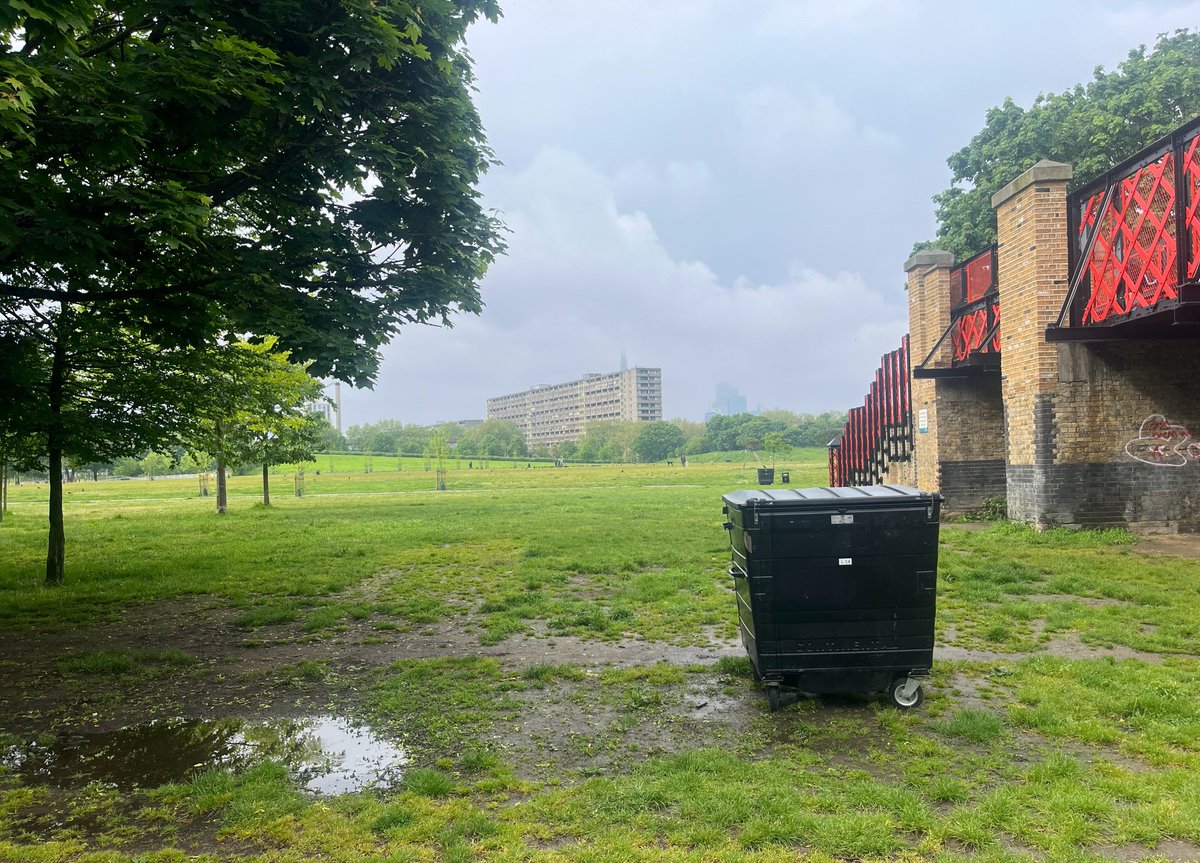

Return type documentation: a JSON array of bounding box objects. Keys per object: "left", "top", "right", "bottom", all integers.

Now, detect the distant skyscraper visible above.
[{"left": 711, "top": 383, "right": 747, "bottom": 417}]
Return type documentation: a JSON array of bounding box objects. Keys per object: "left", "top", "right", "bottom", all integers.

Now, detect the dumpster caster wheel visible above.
[
  {"left": 888, "top": 677, "right": 924, "bottom": 710},
  {"left": 766, "top": 684, "right": 782, "bottom": 712}
]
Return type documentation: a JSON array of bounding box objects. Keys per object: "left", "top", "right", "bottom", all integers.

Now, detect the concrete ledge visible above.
[
  {"left": 991, "top": 159, "right": 1073, "bottom": 209},
  {"left": 904, "top": 248, "right": 954, "bottom": 272}
]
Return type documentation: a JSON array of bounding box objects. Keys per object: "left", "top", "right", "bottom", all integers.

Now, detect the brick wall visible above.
[
  {"left": 993, "top": 162, "right": 1200, "bottom": 531},
  {"left": 905, "top": 252, "right": 952, "bottom": 494},
  {"left": 904, "top": 252, "right": 1007, "bottom": 511}
]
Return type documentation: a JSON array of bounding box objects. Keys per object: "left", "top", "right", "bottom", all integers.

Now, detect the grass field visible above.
[{"left": 2, "top": 454, "right": 1199, "bottom": 862}]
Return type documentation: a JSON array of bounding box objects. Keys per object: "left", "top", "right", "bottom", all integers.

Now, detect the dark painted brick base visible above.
[
  {"left": 1008, "top": 462, "right": 1200, "bottom": 531},
  {"left": 940, "top": 459, "right": 1006, "bottom": 514}
]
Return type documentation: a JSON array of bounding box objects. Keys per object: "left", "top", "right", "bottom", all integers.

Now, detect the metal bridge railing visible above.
[
  {"left": 828, "top": 336, "right": 912, "bottom": 487},
  {"left": 1050, "top": 116, "right": 1200, "bottom": 338}
]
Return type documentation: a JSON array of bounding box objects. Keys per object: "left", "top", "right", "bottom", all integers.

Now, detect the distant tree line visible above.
[
  {"left": 337, "top": 411, "right": 846, "bottom": 465},
  {"left": 342, "top": 419, "right": 530, "bottom": 459}
]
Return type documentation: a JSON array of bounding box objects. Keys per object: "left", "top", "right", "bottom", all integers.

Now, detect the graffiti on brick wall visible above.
[{"left": 1125, "top": 414, "right": 1200, "bottom": 466}]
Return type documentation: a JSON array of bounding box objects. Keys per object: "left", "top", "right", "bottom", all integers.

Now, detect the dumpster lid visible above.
[{"left": 722, "top": 485, "right": 939, "bottom": 508}]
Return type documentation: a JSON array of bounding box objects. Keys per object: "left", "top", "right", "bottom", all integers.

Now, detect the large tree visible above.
[
  {"left": 927, "top": 30, "right": 1200, "bottom": 260},
  {"left": 1, "top": 305, "right": 219, "bottom": 581},
  {"left": 1, "top": 0, "right": 504, "bottom": 384},
  {"left": 2, "top": 0, "right": 503, "bottom": 582},
  {"left": 632, "top": 421, "right": 686, "bottom": 463}
]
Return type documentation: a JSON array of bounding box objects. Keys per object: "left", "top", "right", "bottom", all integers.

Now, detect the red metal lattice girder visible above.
[
  {"left": 1186, "top": 132, "right": 1200, "bottom": 281},
  {"left": 952, "top": 308, "right": 989, "bottom": 362},
  {"left": 1080, "top": 152, "right": 1179, "bottom": 324},
  {"left": 901, "top": 336, "right": 910, "bottom": 414},
  {"left": 989, "top": 300, "right": 1001, "bottom": 353}
]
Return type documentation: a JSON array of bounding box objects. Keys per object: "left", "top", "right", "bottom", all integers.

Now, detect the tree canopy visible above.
[
  {"left": 1, "top": 0, "right": 503, "bottom": 583},
  {"left": 1, "top": 0, "right": 504, "bottom": 385},
  {"left": 927, "top": 29, "right": 1200, "bottom": 261},
  {"left": 632, "top": 421, "right": 685, "bottom": 463}
]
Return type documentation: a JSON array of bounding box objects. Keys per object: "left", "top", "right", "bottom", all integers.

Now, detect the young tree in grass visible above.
[
  {"left": 762, "top": 431, "right": 786, "bottom": 469},
  {"left": 426, "top": 427, "right": 451, "bottom": 489},
  {"left": 187, "top": 340, "right": 324, "bottom": 510},
  {"left": 139, "top": 451, "right": 172, "bottom": 480},
  {"left": 251, "top": 414, "right": 323, "bottom": 507}
]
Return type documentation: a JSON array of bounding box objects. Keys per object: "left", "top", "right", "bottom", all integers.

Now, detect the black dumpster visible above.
[{"left": 722, "top": 484, "right": 941, "bottom": 711}]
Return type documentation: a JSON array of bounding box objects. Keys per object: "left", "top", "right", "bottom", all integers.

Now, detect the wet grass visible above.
[{"left": 3, "top": 461, "right": 1200, "bottom": 861}]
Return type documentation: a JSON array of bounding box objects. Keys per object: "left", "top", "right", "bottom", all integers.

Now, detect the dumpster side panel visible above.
[
  {"left": 724, "top": 487, "right": 942, "bottom": 695},
  {"left": 760, "top": 503, "right": 937, "bottom": 688}
]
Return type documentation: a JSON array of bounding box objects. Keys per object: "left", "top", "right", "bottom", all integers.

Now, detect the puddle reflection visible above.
[{"left": 2, "top": 715, "right": 407, "bottom": 795}]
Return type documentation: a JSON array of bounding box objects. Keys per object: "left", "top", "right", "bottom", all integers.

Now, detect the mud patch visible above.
[
  {"left": 1011, "top": 593, "right": 1133, "bottom": 607},
  {"left": 935, "top": 633, "right": 1177, "bottom": 664},
  {"left": 1092, "top": 840, "right": 1200, "bottom": 861},
  {"left": 1135, "top": 534, "right": 1200, "bottom": 560}
]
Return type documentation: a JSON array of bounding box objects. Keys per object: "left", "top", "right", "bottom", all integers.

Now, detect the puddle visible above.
[{"left": 2, "top": 715, "right": 407, "bottom": 795}]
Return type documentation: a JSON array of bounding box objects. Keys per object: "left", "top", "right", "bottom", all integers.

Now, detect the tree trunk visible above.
[
  {"left": 215, "top": 420, "right": 228, "bottom": 515},
  {"left": 1, "top": 457, "right": 7, "bottom": 523},
  {"left": 45, "top": 314, "right": 68, "bottom": 586},
  {"left": 46, "top": 444, "right": 64, "bottom": 585},
  {"left": 215, "top": 456, "right": 227, "bottom": 514},
  {"left": 262, "top": 462, "right": 271, "bottom": 507}
]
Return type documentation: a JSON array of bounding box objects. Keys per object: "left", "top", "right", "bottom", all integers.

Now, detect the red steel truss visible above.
[
  {"left": 1077, "top": 150, "right": 1178, "bottom": 323},
  {"left": 827, "top": 336, "right": 912, "bottom": 487},
  {"left": 1187, "top": 132, "right": 1200, "bottom": 282},
  {"left": 1054, "top": 116, "right": 1200, "bottom": 339},
  {"left": 949, "top": 247, "right": 999, "bottom": 364}
]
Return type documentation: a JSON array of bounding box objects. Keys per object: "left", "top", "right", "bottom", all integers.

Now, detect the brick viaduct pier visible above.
[{"left": 829, "top": 119, "right": 1200, "bottom": 532}]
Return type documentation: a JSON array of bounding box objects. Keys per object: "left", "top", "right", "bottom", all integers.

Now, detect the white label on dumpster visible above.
[
  {"left": 839, "top": 557, "right": 852, "bottom": 566},
  {"left": 831, "top": 514, "right": 854, "bottom": 525}
]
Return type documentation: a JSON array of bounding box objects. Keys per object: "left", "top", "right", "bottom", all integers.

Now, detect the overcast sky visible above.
[{"left": 340, "top": 0, "right": 1200, "bottom": 428}]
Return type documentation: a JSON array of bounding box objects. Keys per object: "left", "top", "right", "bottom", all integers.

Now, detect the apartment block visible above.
[{"left": 487, "top": 367, "right": 663, "bottom": 449}]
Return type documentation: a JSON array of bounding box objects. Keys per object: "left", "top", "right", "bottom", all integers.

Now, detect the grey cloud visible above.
[{"left": 341, "top": 1, "right": 1200, "bottom": 426}]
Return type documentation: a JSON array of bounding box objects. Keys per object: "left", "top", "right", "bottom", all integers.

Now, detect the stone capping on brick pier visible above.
[{"left": 990, "top": 159, "right": 1073, "bottom": 209}]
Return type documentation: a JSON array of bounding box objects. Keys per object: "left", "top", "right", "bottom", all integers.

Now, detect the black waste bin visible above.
[
  {"left": 757, "top": 468, "right": 774, "bottom": 485},
  {"left": 722, "top": 484, "right": 941, "bottom": 711}
]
